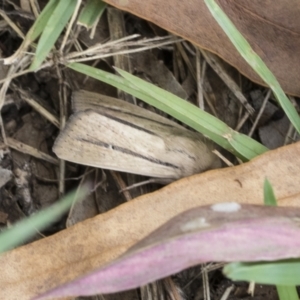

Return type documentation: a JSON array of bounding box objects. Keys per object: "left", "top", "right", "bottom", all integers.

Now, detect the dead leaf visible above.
[
  {"left": 1, "top": 142, "right": 300, "bottom": 299},
  {"left": 35, "top": 204, "right": 300, "bottom": 299},
  {"left": 101, "top": 0, "right": 300, "bottom": 96}
]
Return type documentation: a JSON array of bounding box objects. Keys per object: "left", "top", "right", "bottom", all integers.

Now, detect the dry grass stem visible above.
[
  {"left": 202, "top": 264, "right": 211, "bottom": 300},
  {"left": 14, "top": 86, "right": 59, "bottom": 127},
  {"left": 6, "top": 137, "right": 59, "bottom": 165},
  {"left": 60, "top": 0, "right": 82, "bottom": 52},
  {"left": 110, "top": 170, "right": 133, "bottom": 201},
  {"left": 201, "top": 49, "right": 255, "bottom": 115},
  {"left": 219, "top": 285, "right": 234, "bottom": 300},
  {"left": 29, "top": 0, "right": 40, "bottom": 18},
  {"left": 248, "top": 89, "right": 272, "bottom": 137},
  {"left": 0, "top": 9, "right": 25, "bottom": 39},
  {"left": 212, "top": 150, "right": 234, "bottom": 167},
  {"left": 196, "top": 48, "right": 204, "bottom": 109},
  {"left": 235, "top": 111, "right": 250, "bottom": 131},
  {"left": 176, "top": 42, "right": 196, "bottom": 80},
  {"left": 65, "top": 35, "right": 182, "bottom": 63}
]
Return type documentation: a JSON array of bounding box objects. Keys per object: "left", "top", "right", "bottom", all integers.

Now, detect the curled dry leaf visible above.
[
  {"left": 34, "top": 203, "right": 300, "bottom": 299},
  {"left": 101, "top": 0, "right": 300, "bottom": 96},
  {"left": 1, "top": 142, "right": 300, "bottom": 299}
]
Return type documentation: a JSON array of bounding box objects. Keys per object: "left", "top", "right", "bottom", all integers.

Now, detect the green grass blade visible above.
[
  {"left": 228, "top": 131, "right": 269, "bottom": 160},
  {"left": 116, "top": 67, "right": 268, "bottom": 159},
  {"left": 263, "top": 180, "right": 299, "bottom": 300},
  {"left": 277, "top": 286, "right": 299, "bottom": 300},
  {"left": 30, "top": 0, "right": 77, "bottom": 70},
  {"left": 78, "top": 0, "right": 106, "bottom": 28},
  {"left": 67, "top": 62, "right": 268, "bottom": 160},
  {"left": 264, "top": 179, "right": 277, "bottom": 206},
  {"left": 223, "top": 260, "right": 300, "bottom": 286},
  {"left": 25, "top": 0, "right": 60, "bottom": 42},
  {"left": 262, "top": 179, "right": 297, "bottom": 300},
  {"left": 204, "top": 0, "right": 300, "bottom": 134},
  {"left": 0, "top": 187, "right": 88, "bottom": 253}
]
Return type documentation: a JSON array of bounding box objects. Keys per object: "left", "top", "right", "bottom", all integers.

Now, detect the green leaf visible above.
[
  {"left": 67, "top": 62, "right": 269, "bottom": 160},
  {"left": 204, "top": 0, "right": 300, "bottom": 134},
  {"left": 25, "top": 0, "right": 60, "bottom": 42},
  {"left": 117, "top": 67, "right": 268, "bottom": 159},
  {"left": 264, "top": 179, "right": 277, "bottom": 206},
  {"left": 277, "top": 286, "right": 299, "bottom": 300},
  {"left": 224, "top": 260, "right": 300, "bottom": 286},
  {"left": 229, "top": 131, "right": 270, "bottom": 160},
  {"left": 30, "top": 0, "right": 77, "bottom": 70},
  {"left": 78, "top": 0, "right": 106, "bottom": 29},
  {"left": 0, "top": 187, "right": 88, "bottom": 253}
]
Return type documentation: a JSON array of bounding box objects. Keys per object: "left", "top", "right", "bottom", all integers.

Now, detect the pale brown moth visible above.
[{"left": 53, "top": 90, "right": 220, "bottom": 180}]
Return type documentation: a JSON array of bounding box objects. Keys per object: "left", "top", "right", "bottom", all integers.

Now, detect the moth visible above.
[{"left": 53, "top": 90, "right": 220, "bottom": 181}]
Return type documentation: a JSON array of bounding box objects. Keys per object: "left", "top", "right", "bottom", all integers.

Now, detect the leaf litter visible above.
[{"left": 0, "top": 2, "right": 299, "bottom": 300}]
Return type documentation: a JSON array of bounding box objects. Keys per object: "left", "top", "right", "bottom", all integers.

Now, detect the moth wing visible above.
[
  {"left": 72, "top": 90, "right": 184, "bottom": 129},
  {"left": 53, "top": 110, "right": 183, "bottom": 179}
]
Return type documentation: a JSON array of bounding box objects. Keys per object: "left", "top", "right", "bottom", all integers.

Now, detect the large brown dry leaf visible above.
[
  {"left": 1, "top": 142, "right": 300, "bottom": 300},
  {"left": 102, "top": 0, "right": 300, "bottom": 96}
]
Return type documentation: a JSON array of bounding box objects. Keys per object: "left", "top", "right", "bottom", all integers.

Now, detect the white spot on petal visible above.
[
  {"left": 211, "top": 202, "right": 241, "bottom": 213},
  {"left": 181, "top": 217, "right": 210, "bottom": 232}
]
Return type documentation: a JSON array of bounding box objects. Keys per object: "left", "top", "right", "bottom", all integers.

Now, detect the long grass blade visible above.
[
  {"left": 78, "top": 0, "right": 106, "bottom": 28},
  {"left": 30, "top": 0, "right": 77, "bottom": 70},
  {"left": 223, "top": 260, "right": 300, "bottom": 286},
  {"left": 263, "top": 179, "right": 277, "bottom": 206},
  {"left": 204, "top": 0, "right": 300, "bottom": 134},
  {"left": 0, "top": 187, "right": 88, "bottom": 253},
  {"left": 277, "top": 286, "right": 299, "bottom": 300}
]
